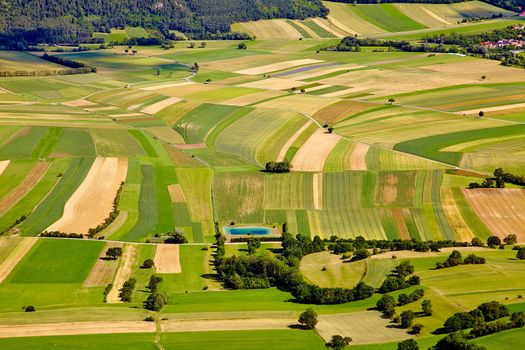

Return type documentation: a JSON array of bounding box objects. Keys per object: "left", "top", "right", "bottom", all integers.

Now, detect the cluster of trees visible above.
[
  {"left": 468, "top": 168, "right": 524, "bottom": 189},
  {"left": 376, "top": 289, "right": 427, "bottom": 318},
  {"left": 214, "top": 233, "right": 374, "bottom": 304},
  {"left": 397, "top": 289, "right": 425, "bottom": 306},
  {"left": 0, "top": 0, "right": 327, "bottom": 45},
  {"left": 87, "top": 182, "right": 124, "bottom": 238},
  {"left": 164, "top": 231, "right": 188, "bottom": 244},
  {"left": 264, "top": 161, "right": 291, "bottom": 173},
  {"left": 431, "top": 332, "right": 487, "bottom": 350},
  {"left": 441, "top": 301, "right": 510, "bottom": 333},
  {"left": 144, "top": 275, "right": 169, "bottom": 311},
  {"left": 119, "top": 278, "right": 136, "bottom": 302},
  {"left": 379, "top": 261, "right": 420, "bottom": 293},
  {"left": 435, "top": 250, "right": 485, "bottom": 269},
  {"left": 40, "top": 231, "right": 83, "bottom": 239}
]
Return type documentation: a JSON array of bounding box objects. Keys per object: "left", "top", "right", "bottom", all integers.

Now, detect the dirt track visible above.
[
  {"left": 0, "top": 321, "right": 155, "bottom": 338},
  {"left": 106, "top": 244, "right": 138, "bottom": 303}
]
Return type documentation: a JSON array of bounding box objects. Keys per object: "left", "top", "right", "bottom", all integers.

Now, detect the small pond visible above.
[{"left": 223, "top": 226, "right": 272, "bottom": 236}]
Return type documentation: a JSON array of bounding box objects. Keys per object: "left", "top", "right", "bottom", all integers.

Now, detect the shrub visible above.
[
  {"left": 24, "top": 305, "right": 36, "bottom": 312},
  {"left": 142, "top": 259, "right": 155, "bottom": 268},
  {"left": 398, "top": 339, "right": 419, "bottom": 350},
  {"left": 517, "top": 247, "right": 525, "bottom": 260}
]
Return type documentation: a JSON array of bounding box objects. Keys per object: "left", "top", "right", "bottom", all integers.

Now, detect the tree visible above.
[
  {"left": 398, "top": 339, "right": 418, "bottom": 350},
  {"left": 400, "top": 310, "right": 415, "bottom": 328},
  {"left": 511, "top": 311, "right": 525, "bottom": 327},
  {"left": 471, "top": 237, "right": 483, "bottom": 247},
  {"left": 142, "top": 259, "right": 154, "bottom": 268},
  {"left": 517, "top": 247, "right": 525, "bottom": 260},
  {"left": 434, "top": 331, "right": 487, "bottom": 350},
  {"left": 411, "top": 323, "right": 423, "bottom": 334},
  {"left": 422, "top": 299, "right": 433, "bottom": 316},
  {"left": 478, "top": 111, "right": 485, "bottom": 118},
  {"left": 155, "top": 68, "right": 160, "bottom": 76},
  {"left": 325, "top": 335, "right": 352, "bottom": 350},
  {"left": 144, "top": 291, "right": 169, "bottom": 311},
  {"left": 388, "top": 97, "right": 395, "bottom": 104},
  {"left": 487, "top": 236, "right": 501, "bottom": 248},
  {"left": 199, "top": 42, "right": 207, "bottom": 48},
  {"left": 247, "top": 238, "right": 261, "bottom": 255},
  {"left": 504, "top": 234, "right": 518, "bottom": 245},
  {"left": 298, "top": 308, "right": 318, "bottom": 329},
  {"left": 24, "top": 305, "right": 36, "bottom": 312},
  {"left": 238, "top": 42, "right": 247, "bottom": 49},
  {"left": 327, "top": 127, "right": 334, "bottom": 133},
  {"left": 377, "top": 294, "right": 396, "bottom": 317},
  {"left": 265, "top": 160, "right": 290, "bottom": 173},
  {"left": 106, "top": 247, "right": 123, "bottom": 260},
  {"left": 481, "top": 75, "right": 486, "bottom": 80},
  {"left": 165, "top": 231, "right": 187, "bottom": 244},
  {"left": 353, "top": 248, "right": 369, "bottom": 261}
]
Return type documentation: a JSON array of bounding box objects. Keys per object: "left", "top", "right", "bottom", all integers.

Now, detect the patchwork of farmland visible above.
[{"left": 1, "top": 4, "right": 525, "bottom": 347}]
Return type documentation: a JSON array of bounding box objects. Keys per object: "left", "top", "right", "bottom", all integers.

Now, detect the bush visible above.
[
  {"left": 142, "top": 259, "right": 155, "bottom": 268},
  {"left": 411, "top": 323, "right": 423, "bottom": 334},
  {"left": 398, "top": 339, "right": 419, "bottom": 350},
  {"left": 24, "top": 305, "right": 36, "bottom": 312},
  {"left": 517, "top": 247, "right": 525, "bottom": 260},
  {"left": 144, "top": 316, "right": 155, "bottom": 322},
  {"left": 164, "top": 231, "right": 187, "bottom": 244}
]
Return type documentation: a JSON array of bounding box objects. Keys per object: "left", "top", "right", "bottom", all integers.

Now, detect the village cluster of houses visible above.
[{"left": 480, "top": 39, "right": 525, "bottom": 48}]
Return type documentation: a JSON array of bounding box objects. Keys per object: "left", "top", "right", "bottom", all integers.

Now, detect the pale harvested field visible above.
[
  {"left": 441, "top": 188, "right": 474, "bottom": 242},
  {"left": 154, "top": 244, "right": 181, "bottom": 273},
  {"left": 292, "top": 129, "right": 341, "bottom": 172},
  {"left": 221, "top": 90, "right": 286, "bottom": 106},
  {"left": 0, "top": 238, "right": 37, "bottom": 284},
  {"left": 167, "top": 184, "right": 186, "bottom": 203},
  {"left": 141, "top": 97, "right": 182, "bottom": 115},
  {"left": 0, "top": 161, "right": 50, "bottom": 215},
  {"left": 257, "top": 94, "right": 338, "bottom": 115},
  {"left": 144, "top": 126, "right": 184, "bottom": 144},
  {"left": 421, "top": 59, "right": 525, "bottom": 84},
  {"left": 235, "top": 59, "right": 324, "bottom": 75},
  {"left": 458, "top": 102, "right": 525, "bottom": 115},
  {"left": 161, "top": 318, "right": 294, "bottom": 333},
  {"left": 106, "top": 244, "right": 138, "bottom": 303},
  {"left": 313, "top": 173, "right": 323, "bottom": 210},
  {"left": 232, "top": 20, "right": 302, "bottom": 39},
  {"left": 84, "top": 106, "right": 118, "bottom": 112},
  {"left": 317, "top": 311, "right": 411, "bottom": 344},
  {"left": 238, "top": 77, "right": 306, "bottom": 91},
  {"left": 47, "top": 157, "right": 128, "bottom": 234},
  {"left": 321, "top": 88, "right": 359, "bottom": 98},
  {"left": 140, "top": 81, "right": 193, "bottom": 91},
  {"left": 0, "top": 160, "right": 10, "bottom": 176},
  {"left": 276, "top": 120, "right": 313, "bottom": 162},
  {"left": 287, "top": 64, "right": 364, "bottom": 81},
  {"left": 0, "top": 321, "right": 155, "bottom": 338},
  {"left": 326, "top": 15, "right": 358, "bottom": 35},
  {"left": 62, "top": 99, "right": 97, "bottom": 107},
  {"left": 348, "top": 143, "right": 369, "bottom": 170},
  {"left": 311, "top": 18, "right": 344, "bottom": 38},
  {"left": 463, "top": 188, "right": 525, "bottom": 242},
  {"left": 83, "top": 242, "right": 123, "bottom": 287}
]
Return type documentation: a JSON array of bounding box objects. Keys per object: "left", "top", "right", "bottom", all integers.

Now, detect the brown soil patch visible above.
[
  {"left": 462, "top": 188, "right": 525, "bottom": 242},
  {"left": 141, "top": 97, "right": 181, "bottom": 115},
  {"left": 46, "top": 157, "right": 128, "bottom": 234},
  {"left": 313, "top": 100, "right": 374, "bottom": 124},
  {"left": 393, "top": 208, "right": 410, "bottom": 240},
  {"left": 276, "top": 120, "right": 313, "bottom": 162},
  {"left": 154, "top": 244, "right": 181, "bottom": 274},
  {"left": 0, "top": 321, "right": 154, "bottom": 338},
  {"left": 168, "top": 184, "right": 186, "bottom": 203},
  {"left": 292, "top": 129, "right": 341, "bottom": 172},
  {"left": 161, "top": 318, "right": 294, "bottom": 332},
  {"left": 348, "top": 143, "right": 369, "bottom": 170},
  {"left": 0, "top": 160, "right": 9, "bottom": 176},
  {"left": 106, "top": 244, "right": 138, "bottom": 303},
  {"left": 0, "top": 238, "right": 37, "bottom": 284},
  {"left": 317, "top": 311, "right": 411, "bottom": 344},
  {"left": 0, "top": 162, "right": 50, "bottom": 215},
  {"left": 83, "top": 242, "right": 123, "bottom": 287},
  {"left": 382, "top": 174, "right": 399, "bottom": 205}
]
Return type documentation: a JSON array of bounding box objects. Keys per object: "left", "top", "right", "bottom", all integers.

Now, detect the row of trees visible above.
[
  {"left": 378, "top": 261, "right": 421, "bottom": 293},
  {"left": 435, "top": 250, "right": 485, "bottom": 269},
  {"left": 264, "top": 161, "right": 291, "bottom": 173},
  {"left": 144, "top": 275, "right": 169, "bottom": 311}
]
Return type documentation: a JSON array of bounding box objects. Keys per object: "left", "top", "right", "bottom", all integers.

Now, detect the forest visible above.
[{"left": 0, "top": 0, "right": 327, "bottom": 45}]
